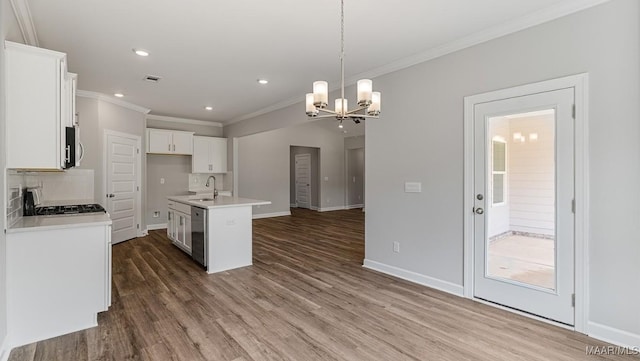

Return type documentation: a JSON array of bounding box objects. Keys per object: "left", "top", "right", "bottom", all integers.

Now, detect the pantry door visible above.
[{"left": 105, "top": 131, "right": 142, "bottom": 244}]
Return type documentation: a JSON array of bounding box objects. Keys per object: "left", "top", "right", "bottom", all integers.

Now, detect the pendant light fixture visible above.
[{"left": 305, "top": 0, "right": 381, "bottom": 126}]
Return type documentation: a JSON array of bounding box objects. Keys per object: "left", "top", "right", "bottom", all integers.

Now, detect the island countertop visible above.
[{"left": 168, "top": 195, "right": 271, "bottom": 209}]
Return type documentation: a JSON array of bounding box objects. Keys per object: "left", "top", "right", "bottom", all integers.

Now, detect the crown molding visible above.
[
  {"left": 9, "top": 0, "right": 39, "bottom": 46},
  {"left": 146, "top": 114, "right": 223, "bottom": 128},
  {"left": 76, "top": 90, "right": 151, "bottom": 114},
  {"left": 227, "top": 0, "right": 611, "bottom": 126}
]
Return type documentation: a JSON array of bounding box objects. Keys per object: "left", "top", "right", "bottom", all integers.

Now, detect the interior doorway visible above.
[
  {"left": 290, "top": 146, "right": 320, "bottom": 210},
  {"left": 346, "top": 147, "right": 365, "bottom": 209}
]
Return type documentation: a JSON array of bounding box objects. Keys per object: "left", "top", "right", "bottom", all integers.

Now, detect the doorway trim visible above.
[
  {"left": 462, "top": 74, "right": 589, "bottom": 333},
  {"left": 102, "top": 129, "right": 143, "bottom": 239}
]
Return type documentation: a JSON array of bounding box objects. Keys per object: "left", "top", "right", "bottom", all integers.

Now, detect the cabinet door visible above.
[
  {"left": 192, "top": 136, "right": 211, "bottom": 173},
  {"left": 6, "top": 42, "right": 64, "bottom": 169},
  {"left": 211, "top": 138, "right": 228, "bottom": 173},
  {"left": 172, "top": 131, "right": 193, "bottom": 155},
  {"left": 167, "top": 210, "right": 175, "bottom": 240},
  {"left": 177, "top": 214, "right": 186, "bottom": 247},
  {"left": 183, "top": 215, "right": 192, "bottom": 252},
  {"left": 147, "top": 129, "right": 173, "bottom": 153}
]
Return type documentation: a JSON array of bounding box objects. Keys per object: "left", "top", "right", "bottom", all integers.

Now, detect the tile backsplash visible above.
[
  {"left": 188, "top": 173, "right": 227, "bottom": 193},
  {"left": 24, "top": 169, "right": 94, "bottom": 202},
  {"left": 7, "top": 171, "right": 24, "bottom": 226}
]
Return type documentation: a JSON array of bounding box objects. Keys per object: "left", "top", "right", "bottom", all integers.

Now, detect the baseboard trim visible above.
[
  {"left": 290, "top": 203, "right": 297, "bottom": 208},
  {"left": 346, "top": 204, "right": 364, "bottom": 209},
  {"left": 0, "top": 336, "right": 11, "bottom": 361},
  {"left": 588, "top": 321, "right": 640, "bottom": 349},
  {"left": 363, "top": 259, "right": 464, "bottom": 297},
  {"left": 310, "top": 206, "right": 319, "bottom": 211},
  {"left": 252, "top": 211, "right": 291, "bottom": 219},
  {"left": 319, "top": 206, "right": 346, "bottom": 212},
  {"left": 146, "top": 223, "right": 167, "bottom": 231}
]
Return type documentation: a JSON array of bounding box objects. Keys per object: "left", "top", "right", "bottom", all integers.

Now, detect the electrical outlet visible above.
[
  {"left": 153, "top": 211, "right": 160, "bottom": 218},
  {"left": 393, "top": 241, "right": 400, "bottom": 253},
  {"left": 160, "top": 178, "right": 165, "bottom": 184}
]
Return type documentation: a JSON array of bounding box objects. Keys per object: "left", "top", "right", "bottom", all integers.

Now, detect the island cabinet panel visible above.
[{"left": 207, "top": 206, "right": 253, "bottom": 273}]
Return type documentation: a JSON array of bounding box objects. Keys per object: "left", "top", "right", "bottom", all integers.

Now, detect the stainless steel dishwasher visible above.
[{"left": 191, "top": 206, "right": 207, "bottom": 267}]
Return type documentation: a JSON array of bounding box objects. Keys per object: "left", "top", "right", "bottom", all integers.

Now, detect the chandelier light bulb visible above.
[
  {"left": 306, "top": 93, "right": 318, "bottom": 116},
  {"left": 357, "top": 79, "right": 373, "bottom": 106},
  {"left": 335, "top": 98, "right": 348, "bottom": 116},
  {"left": 313, "top": 81, "right": 329, "bottom": 108},
  {"left": 368, "top": 92, "right": 381, "bottom": 115}
]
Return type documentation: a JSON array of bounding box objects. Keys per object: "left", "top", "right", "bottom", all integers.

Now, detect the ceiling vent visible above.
[{"left": 144, "top": 75, "right": 162, "bottom": 83}]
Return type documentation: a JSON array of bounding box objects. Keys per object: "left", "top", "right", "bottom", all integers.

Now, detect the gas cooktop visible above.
[{"left": 34, "top": 204, "right": 106, "bottom": 216}]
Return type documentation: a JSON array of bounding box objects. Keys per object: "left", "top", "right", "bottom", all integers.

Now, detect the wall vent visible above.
[{"left": 144, "top": 75, "right": 162, "bottom": 82}]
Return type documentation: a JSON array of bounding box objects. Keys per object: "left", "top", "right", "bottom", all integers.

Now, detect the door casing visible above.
[{"left": 463, "top": 74, "right": 589, "bottom": 333}]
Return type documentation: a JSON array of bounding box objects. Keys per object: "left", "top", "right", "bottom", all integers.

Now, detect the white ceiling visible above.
[{"left": 24, "top": 0, "right": 601, "bottom": 124}]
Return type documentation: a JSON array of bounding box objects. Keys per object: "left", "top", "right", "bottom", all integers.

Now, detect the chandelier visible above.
[{"left": 305, "top": 0, "right": 381, "bottom": 127}]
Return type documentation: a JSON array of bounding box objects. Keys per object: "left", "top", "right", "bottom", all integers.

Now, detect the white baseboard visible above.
[
  {"left": 310, "top": 206, "right": 319, "bottom": 211},
  {"left": 588, "top": 321, "right": 640, "bottom": 349},
  {"left": 0, "top": 336, "right": 11, "bottom": 361},
  {"left": 290, "top": 203, "right": 297, "bottom": 208},
  {"left": 252, "top": 211, "right": 291, "bottom": 219},
  {"left": 319, "top": 206, "right": 346, "bottom": 212},
  {"left": 146, "top": 223, "right": 167, "bottom": 231},
  {"left": 363, "top": 259, "right": 464, "bottom": 297},
  {"left": 346, "top": 204, "right": 364, "bottom": 209}
]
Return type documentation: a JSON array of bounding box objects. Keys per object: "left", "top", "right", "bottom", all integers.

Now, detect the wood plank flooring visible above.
[{"left": 9, "top": 208, "right": 637, "bottom": 360}]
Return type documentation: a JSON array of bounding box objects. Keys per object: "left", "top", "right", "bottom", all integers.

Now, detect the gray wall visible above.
[
  {"left": 144, "top": 119, "right": 222, "bottom": 226},
  {"left": 237, "top": 121, "right": 346, "bottom": 216},
  {"left": 76, "top": 96, "right": 147, "bottom": 228},
  {"left": 364, "top": 0, "right": 639, "bottom": 337},
  {"left": 289, "top": 146, "right": 320, "bottom": 208}
]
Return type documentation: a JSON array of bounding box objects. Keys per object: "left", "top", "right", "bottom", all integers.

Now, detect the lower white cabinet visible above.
[
  {"left": 6, "top": 223, "right": 111, "bottom": 347},
  {"left": 167, "top": 200, "right": 192, "bottom": 254}
]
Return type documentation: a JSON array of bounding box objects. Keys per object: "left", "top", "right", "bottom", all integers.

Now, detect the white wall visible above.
[
  {"left": 365, "top": 0, "right": 639, "bottom": 342},
  {"left": 237, "top": 121, "right": 346, "bottom": 216},
  {"left": 0, "top": 0, "right": 9, "bottom": 355},
  {"left": 508, "top": 115, "right": 555, "bottom": 236}
]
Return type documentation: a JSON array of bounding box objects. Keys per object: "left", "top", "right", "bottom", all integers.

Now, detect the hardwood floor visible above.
[{"left": 9, "top": 208, "right": 636, "bottom": 360}]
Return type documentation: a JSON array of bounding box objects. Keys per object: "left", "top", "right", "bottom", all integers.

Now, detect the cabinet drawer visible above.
[{"left": 170, "top": 202, "right": 191, "bottom": 215}]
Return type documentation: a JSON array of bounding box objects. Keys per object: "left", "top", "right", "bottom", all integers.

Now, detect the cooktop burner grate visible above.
[{"left": 34, "top": 204, "right": 106, "bottom": 216}]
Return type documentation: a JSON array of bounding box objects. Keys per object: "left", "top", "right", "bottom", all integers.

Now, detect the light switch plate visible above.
[{"left": 404, "top": 182, "right": 422, "bottom": 193}]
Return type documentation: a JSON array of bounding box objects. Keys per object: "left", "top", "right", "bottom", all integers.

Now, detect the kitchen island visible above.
[{"left": 167, "top": 195, "right": 270, "bottom": 274}]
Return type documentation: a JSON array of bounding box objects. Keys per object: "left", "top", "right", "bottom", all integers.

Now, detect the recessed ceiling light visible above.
[
  {"left": 204, "top": 106, "right": 213, "bottom": 111},
  {"left": 114, "top": 93, "right": 124, "bottom": 98},
  {"left": 133, "top": 49, "right": 149, "bottom": 57},
  {"left": 257, "top": 79, "right": 269, "bottom": 85}
]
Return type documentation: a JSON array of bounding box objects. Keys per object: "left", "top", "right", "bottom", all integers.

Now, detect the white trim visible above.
[
  {"left": 473, "top": 297, "right": 575, "bottom": 332},
  {"left": 226, "top": 0, "right": 609, "bottom": 125},
  {"left": 77, "top": 90, "right": 151, "bottom": 114},
  {"left": 252, "top": 211, "right": 291, "bottom": 219},
  {"left": 309, "top": 205, "right": 320, "bottom": 211},
  {"left": 290, "top": 203, "right": 298, "bottom": 208},
  {"left": 103, "top": 130, "right": 144, "bottom": 240},
  {"left": 319, "top": 206, "right": 346, "bottom": 212},
  {"left": 587, "top": 322, "right": 640, "bottom": 349},
  {"left": 146, "top": 114, "right": 223, "bottom": 128},
  {"left": 346, "top": 204, "right": 364, "bottom": 209},
  {"left": 232, "top": 138, "right": 239, "bottom": 195},
  {"left": 363, "top": 259, "right": 464, "bottom": 297},
  {"left": 0, "top": 337, "right": 11, "bottom": 361},
  {"left": 146, "top": 223, "right": 167, "bottom": 231},
  {"left": 463, "top": 73, "right": 589, "bottom": 333},
  {"left": 9, "top": 0, "right": 38, "bottom": 46}
]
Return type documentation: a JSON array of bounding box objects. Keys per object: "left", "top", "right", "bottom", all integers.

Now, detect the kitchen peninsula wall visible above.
[{"left": 145, "top": 118, "right": 228, "bottom": 229}]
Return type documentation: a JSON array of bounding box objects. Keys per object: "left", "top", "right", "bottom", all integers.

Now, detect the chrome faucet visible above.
[{"left": 205, "top": 175, "right": 218, "bottom": 198}]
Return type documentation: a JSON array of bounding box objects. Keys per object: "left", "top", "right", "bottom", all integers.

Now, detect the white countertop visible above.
[
  {"left": 8, "top": 213, "right": 112, "bottom": 233},
  {"left": 168, "top": 195, "right": 271, "bottom": 209}
]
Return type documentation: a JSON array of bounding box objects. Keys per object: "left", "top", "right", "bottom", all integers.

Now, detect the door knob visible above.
[
  {"left": 475, "top": 207, "right": 484, "bottom": 215},
  {"left": 107, "top": 193, "right": 115, "bottom": 198}
]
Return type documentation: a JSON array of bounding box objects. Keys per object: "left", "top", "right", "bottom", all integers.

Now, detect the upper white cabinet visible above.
[
  {"left": 5, "top": 41, "right": 74, "bottom": 170},
  {"left": 146, "top": 128, "right": 194, "bottom": 155},
  {"left": 192, "top": 136, "right": 227, "bottom": 173}
]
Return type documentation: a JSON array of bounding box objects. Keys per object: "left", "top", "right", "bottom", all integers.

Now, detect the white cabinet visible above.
[
  {"left": 192, "top": 136, "right": 227, "bottom": 173},
  {"left": 6, "top": 223, "right": 111, "bottom": 346},
  {"left": 5, "top": 41, "right": 74, "bottom": 170},
  {"left": 147, "top": 129, "right": 194, "bottom": 155},
  {"left": 167, "top": 200, "right": 192, "bottom": 254}
]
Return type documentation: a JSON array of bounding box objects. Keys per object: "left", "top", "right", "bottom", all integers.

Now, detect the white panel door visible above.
[
  {"left": 295, "top": 153, "right": 311, "bottom": 209},
  {"left": 106, "top": 134, "right": 139, "bottom": 244},
  {"left": 473, "top": 88, "right": 575, "bottom": 325}
]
